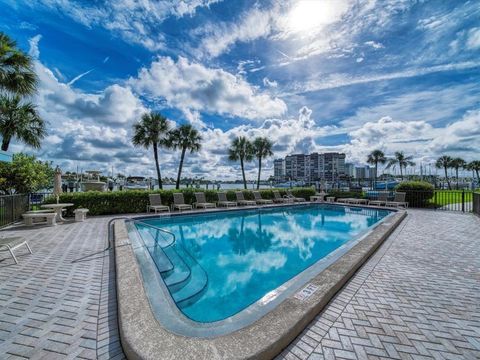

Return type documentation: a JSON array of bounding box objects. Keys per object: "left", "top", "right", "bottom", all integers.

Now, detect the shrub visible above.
[
  {"left": 43, "top": 187, "right": 316, "bottom": 216},
  {"left": 395, "top": 181, "right": 434, "bottom": 207}
]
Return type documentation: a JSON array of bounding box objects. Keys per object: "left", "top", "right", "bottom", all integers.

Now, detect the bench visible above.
[
  {"left": 74, "top": 208, "right": 89, "bottom": 222},
  {"left": 23, "top": 212, "right": 57, "bottom": 226}
]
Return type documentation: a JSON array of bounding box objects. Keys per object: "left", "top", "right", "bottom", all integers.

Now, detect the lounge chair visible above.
[
  {"left": 285, "top": 190, "right": 306, "bottom": 202},
  {"left": 273, "top": 190, "right": 291, "bottom": 203},
  {"left": 386, "top": 192, "right": 408, "bottom": 208},
  {"left": 217, "top": 192, "right": 237, "bottom": 207},
  {"left": 345, "top": 198, "right": 369, "bottom": 205},
  {"left": 0, "top": 237, "right": 32, "bottom": 264},
  {"left": 369, "top": 192, "right": 388, "bottom": 206},
  {"left": 147, "top": 194, "right": 170, "bottom": 213},
  {"left": 252, "top": 191, "right": 273, "bottom": 205},
  {"left": 172, "top": 193, "right": 193, "bottom": 212},
  {"left": 194, "top": 192, "right": 216, "bottom": 209},
  {"left": 235, "top": 192, "right": 256, "bottom": 206}
]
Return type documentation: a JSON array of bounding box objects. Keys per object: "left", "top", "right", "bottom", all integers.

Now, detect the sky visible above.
[{"left": 1, "top": 0, "right": 479, "bottom": 180}]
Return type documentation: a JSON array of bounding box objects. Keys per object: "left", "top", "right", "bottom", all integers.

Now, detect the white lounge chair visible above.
[
  {"left": 0, "top": 237, "right": 32, "bottom": 264},
  {"left": 235, "top": 192, "right": 256, "bottom": 206},
  {"left": 194, "top": 192, "right": 216, "bottom": 209},
  {"left": 285, "top": 190, "right": 306, "bottom": 202},
  {"left": 273, "top": 190, "right": 291, "bottom": 203},
  {"left": 147, "top": 194, "right": 170, "bottom": 213},
  {"left": 252, "top": 191, "right": 273, "bottom": 205},
  {"left": 369, "top": 192, "right": 389, "bottom": 206},
  {"left": 217, "top": 192, "right": 237, "bottom": 207},
  {"left": 172, "top": 193, "right": 193, "bottom": 212},
  {"left": 386, "top": 192, "right": 408, "bottom": 208}
]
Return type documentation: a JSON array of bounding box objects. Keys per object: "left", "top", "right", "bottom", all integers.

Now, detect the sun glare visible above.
[{"left": 287, "top": 0, "right": 342, "bottom": 32}]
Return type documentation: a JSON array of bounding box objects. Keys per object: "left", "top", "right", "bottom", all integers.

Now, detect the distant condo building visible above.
[
  {"left": 354, "top": 165, "right": 376, "bottom": 179},
  {"left": 274, "top": 152, "right": 346, "bottom": 183}
]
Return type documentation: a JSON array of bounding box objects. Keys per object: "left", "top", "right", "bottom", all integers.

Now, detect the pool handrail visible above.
[{"left": 134, "top": 220, "right": 176, "bottom": 248}]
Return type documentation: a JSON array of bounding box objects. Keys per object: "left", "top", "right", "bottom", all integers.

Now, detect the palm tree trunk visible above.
[
  {"left": 240, "top": 157, "right": 247, "bottom": 190},
  {"left": 400, "top": 165, "right": 403, "bottom": 180},
  {"left": 256, "top": 156, "right": 262, "bottom": 190},
  {"left": 1, "top": 136, "right": 11, "bottom": 151},
  {"left": 444, "top": 166, "right": 451, "bottom": 190},
  {"left": 374, "top": 163, "right": 378, "bottom": 190},
  {"left": 175, "top": 147, "right": 186, "bottom": 190},
  {"left": 456, "top": 168, "right": 459, "bottom": 190},
  {"left": 476, "top": 169, "right": 480, "bottom": 183},
  {"left": 153, "top": 143, "right": 162, "bottom": 190}
]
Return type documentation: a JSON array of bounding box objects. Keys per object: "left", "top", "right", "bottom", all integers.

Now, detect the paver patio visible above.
[{"left": 0, "top": 210, "right": 479, "bottom": 359}]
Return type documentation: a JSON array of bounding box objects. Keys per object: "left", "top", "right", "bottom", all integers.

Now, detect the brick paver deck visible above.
[
  {"left": 278, "top": 210, "right": 480, "bottom": 360},
  {"left": 1, "top": 210, "right": 479, "bottom": 359}
]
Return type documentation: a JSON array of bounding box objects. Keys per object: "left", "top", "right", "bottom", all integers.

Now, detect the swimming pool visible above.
[{"left": 127, "top": 204, "right": 392, "bottom": 330}]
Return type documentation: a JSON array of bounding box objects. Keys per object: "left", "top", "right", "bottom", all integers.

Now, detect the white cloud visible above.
[
  {"left": 262, "top": 77, "right": 278, "bottom": 88},
  {"left": 343, "top": 110, "right": 480, "bottom": 165},
  {"left": 466, "top": 27, "right": 480, "bottom": 50},
  {"left": 28, "top": 34, "right": 42, "bottom": 58},
  {"left": 364, "top": 41, "right": 384, "bottom": 49},
  {"left": 31, "top": 0, "right": 220, "bottom": 51},
  {"left": 129, "top": 56, "right": 287, "bottom": 121},
  {"left": 282, "top": 61, "right": 480, "bottom": 95},
  {"left": 194, "top": 6, "right": 274, "bottom": 58}
]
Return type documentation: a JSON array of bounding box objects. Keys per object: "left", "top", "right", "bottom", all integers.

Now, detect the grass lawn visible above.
[{"left": 429, "top": 190, "right": 473, "bottom": 207}]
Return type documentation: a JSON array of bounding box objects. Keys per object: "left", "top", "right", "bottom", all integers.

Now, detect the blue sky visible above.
[{"left": 1, "top": 0, "right": 479, "bottom": 179}]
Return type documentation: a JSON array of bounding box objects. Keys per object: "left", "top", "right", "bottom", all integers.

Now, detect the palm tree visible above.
[
  {"left": 451, "top": 157, "right": 466, "bottom": 189},
  {"left": 386, "top": 151, "right": 415, "bottom": 180},
  {"left": 132, "top": 112, "right": 170, "bottom": 189},
  {"left": 252, "top": 137, "right": 273, "bottom": 189},
  {"left": 0, "top": 32, "right": 37, "bottom": 95},
  {"left": 0, "top": 95, "right": 46, "bottom": 151},
  {"left": 435, "top": 155, "right": 453, "bottom": 190},
  {"left": 228, "top": 136, "right": 254, "bottom": 189},
  {"left": 367, "top": 149, "right": 387, "bottom": 188},
  {"left": 468, "top": 160, "right": 480, "bottom": 184},
  {"left": 167, "top": 124, "right": 202, "bottom": 189}
]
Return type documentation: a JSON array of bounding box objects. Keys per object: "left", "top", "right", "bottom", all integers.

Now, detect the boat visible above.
[
  {"left": 81, "top": 171, "right": 106, "bottom": 192},
  {"left": 125, "top": 176, "right": 150, "bottom": 190}
]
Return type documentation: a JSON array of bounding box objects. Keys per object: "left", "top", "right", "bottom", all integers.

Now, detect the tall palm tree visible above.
[
  {"left": 132, "top": 112, "right": 170, "bottom": 189},
  {"left": 435, "top": 155, "right": 453, "bottom": 190},
  {"left": 0, "top": 32, "right": 37, "bottom": 95},
  {"left": 252, "top": 137, "right": 273, "bottom": 189},
  {"left": 167, "top": 124, "right": 202, "bottom": 189},
  {"left": 468, "top": 160, "right": 480, "bottom": 184},
  {"left": 228, "top": 136, "right": 254, "bottom": 189},
  {"left": 367, "top": 149, "right": 387, "bottom": 188},
  {"left": 451, "top": 157, "right": 466, "bottom": 189},
  {"left": 386, "top": 151, "right": 415, "bottom": 180},
  {"left": 0, "top": 95, "right": 45, "bottom": 151}
]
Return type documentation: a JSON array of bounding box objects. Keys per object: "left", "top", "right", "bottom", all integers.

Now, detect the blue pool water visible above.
[{"left": 132, "top": 204, "right": 391, "bottom": 323}]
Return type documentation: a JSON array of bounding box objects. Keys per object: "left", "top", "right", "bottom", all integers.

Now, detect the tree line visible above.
[
  {"left": 367, "top": 149, "right": 480, "bottom": 189},
  {"left": 132, "top": 110, "right": 273, "bottom": 190}
]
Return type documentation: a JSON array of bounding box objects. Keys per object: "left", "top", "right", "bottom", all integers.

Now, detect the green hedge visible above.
[
  {"left": 395, "top": 181, "right": 434, "bottom": 207},
  {"left": 43, "top": 187, "right": 316, "bottom": 216}
]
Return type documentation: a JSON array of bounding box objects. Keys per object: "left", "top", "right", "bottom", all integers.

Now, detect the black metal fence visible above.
[
  {"left": 361, "top": 190, "right": 474, "bottom": 212},
  {"left": 0, "top": 194, "right": 30, "bottom": 228},
  {"left": 473, "top": 192, "right": 480, "bottom": 216}
]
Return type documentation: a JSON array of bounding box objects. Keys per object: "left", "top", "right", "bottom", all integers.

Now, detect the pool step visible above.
[
  {"left": 162, "top": 247, "right": 191, "bottom": 293},
  {"left": 172, "top": 261, "right": 208, "bottom": 308},
  {"left": 147, "top": 246, "right": 174, "bottom": 274}
]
